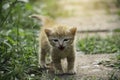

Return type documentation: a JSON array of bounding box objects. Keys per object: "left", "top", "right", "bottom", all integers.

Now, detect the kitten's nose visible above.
[{"left": 58, "top": 45, "right": 65, "bottom": 50}]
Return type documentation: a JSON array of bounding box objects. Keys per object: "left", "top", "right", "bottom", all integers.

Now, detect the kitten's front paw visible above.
[{"left": 67, "top": 69, "right": 76, "bottom": 75}]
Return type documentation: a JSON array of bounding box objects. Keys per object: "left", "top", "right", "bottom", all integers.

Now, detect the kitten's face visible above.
[{"left": 45, "top": 26, "right": 77, "bottom": 50}]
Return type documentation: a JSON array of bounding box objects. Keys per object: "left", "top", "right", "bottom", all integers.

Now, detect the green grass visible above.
[
  {"left": 115, "top": 52, "right": 120, "bottom": 69},
  {"left": 116, "top": 10, "right": 120, "bottom": 16},
  {"left": 77, "top": 34, "right": 120, "bottom": 54}
]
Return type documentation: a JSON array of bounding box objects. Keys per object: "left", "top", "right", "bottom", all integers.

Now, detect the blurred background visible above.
[{"left": 0, "top": 0, "right": 120, "bottom": 79}]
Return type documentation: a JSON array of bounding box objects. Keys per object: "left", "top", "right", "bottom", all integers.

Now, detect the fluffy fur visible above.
[{"left": 30, "top": 14, "right": 77, "bottom": 75}]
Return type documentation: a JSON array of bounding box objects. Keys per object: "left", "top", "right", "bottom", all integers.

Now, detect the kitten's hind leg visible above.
[{"left": 39, "top": 49, "right": 47, "bottom": 69}]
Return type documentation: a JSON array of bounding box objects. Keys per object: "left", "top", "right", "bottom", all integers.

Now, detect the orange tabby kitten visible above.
[{"left": 30, "top": 14, "right": 77, "bottom": 75}]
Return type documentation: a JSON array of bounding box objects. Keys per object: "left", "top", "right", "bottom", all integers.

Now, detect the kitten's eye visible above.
[
  {"left": 64, "top": 39, "right": 69, "bottom": 41},
  {"left": 53, "top": 39, "right": 58, "bottom": 42}
]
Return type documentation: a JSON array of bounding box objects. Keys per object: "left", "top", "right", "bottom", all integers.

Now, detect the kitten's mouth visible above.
[{"left": 58, "top": 46, "right": 65, "bottom": 50}]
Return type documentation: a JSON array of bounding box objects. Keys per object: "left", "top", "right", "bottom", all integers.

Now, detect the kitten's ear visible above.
[
  {"left": 45, "top": 28, "right": 52, "bottom": 36},
  {"left": 70, "top": 27, "right": 77, "bottom": 35}
]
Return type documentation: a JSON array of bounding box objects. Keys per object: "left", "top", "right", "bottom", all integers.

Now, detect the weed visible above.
[{"left": 77, "top": 34, "right": 120, "bottom": 54}]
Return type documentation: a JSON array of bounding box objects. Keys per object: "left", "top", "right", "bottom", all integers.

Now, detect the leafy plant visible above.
[{"left": 0, "top": 0, "right": 40, "bottom": 79}]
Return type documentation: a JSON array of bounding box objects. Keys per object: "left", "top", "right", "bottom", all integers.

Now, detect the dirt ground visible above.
[
  {"left": 74, "top": 52, "right": 119, "bottom": 79},
  {"left": 43, "top": 53, "right": 119, "bottom": 80}
]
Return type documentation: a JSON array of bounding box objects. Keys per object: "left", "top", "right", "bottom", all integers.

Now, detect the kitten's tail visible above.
[{"left": 29, "top": 14, "right": 54, "bottom": 26}]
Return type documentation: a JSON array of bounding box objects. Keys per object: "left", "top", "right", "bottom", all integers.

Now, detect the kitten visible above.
[{"left": 30, "top": 14, "right": 77, "bottom": 75}]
